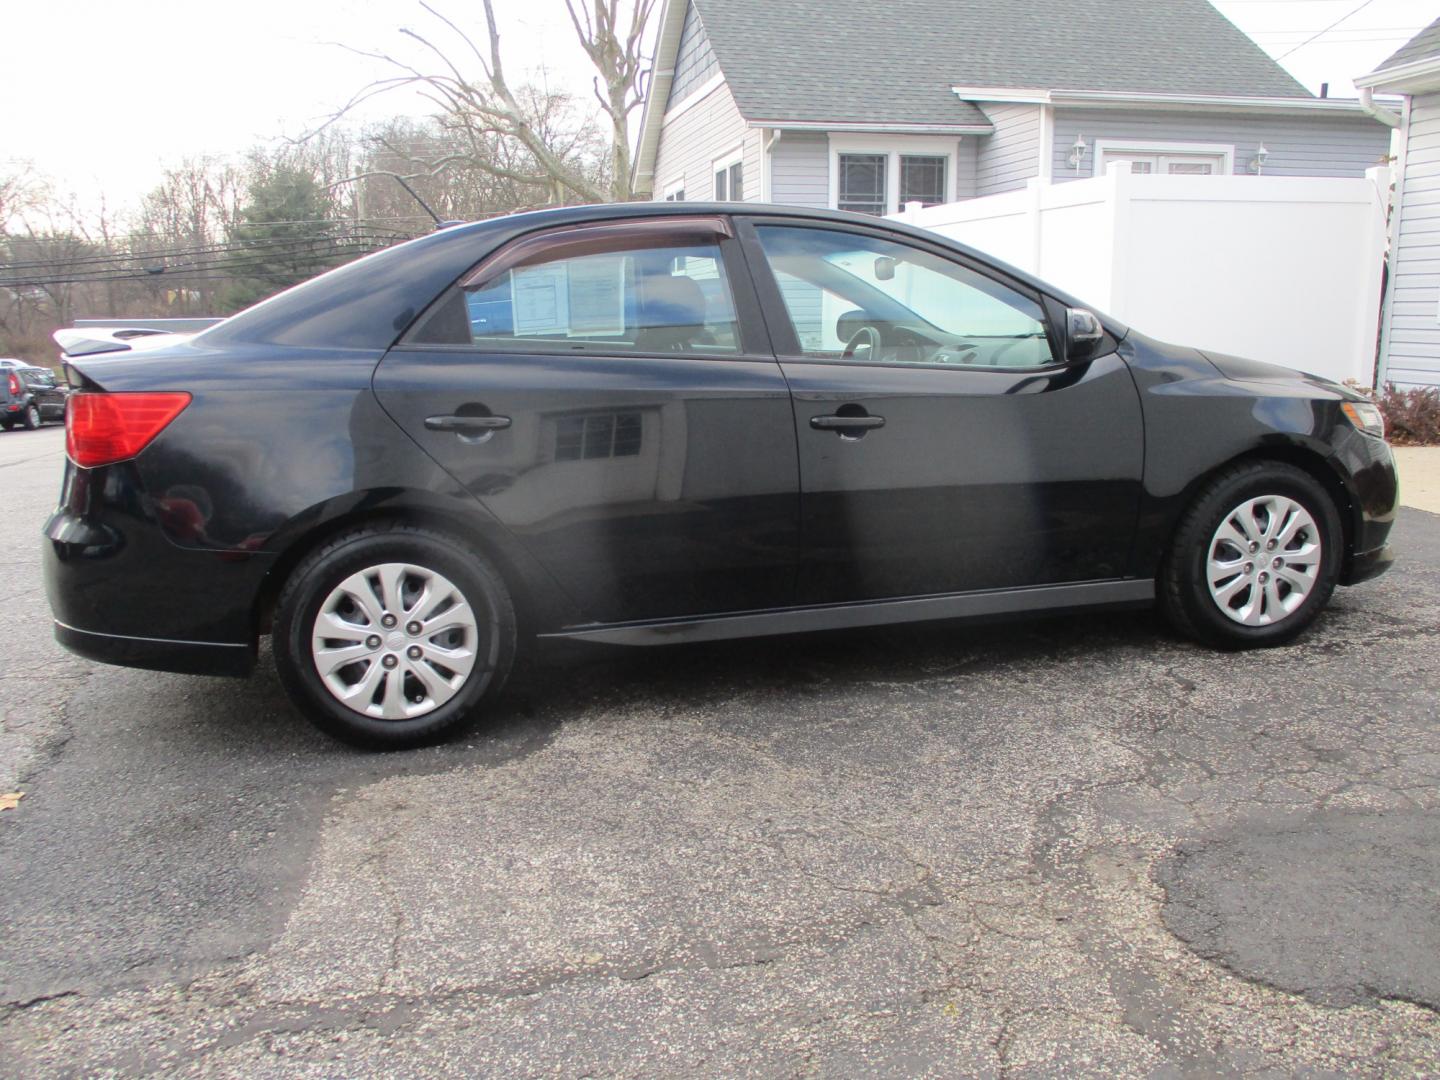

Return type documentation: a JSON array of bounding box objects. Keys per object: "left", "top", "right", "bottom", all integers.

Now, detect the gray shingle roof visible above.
[
  {"left": 692, "top": 0, "right": 1312, "bottom": 126},
  {"left": 1375, "top": 16, "right": 1440, "bottom": 72}
]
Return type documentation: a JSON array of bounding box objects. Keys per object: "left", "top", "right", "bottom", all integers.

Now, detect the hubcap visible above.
[
  {"left": 310, "top": 562, "right": 479, "bottom": 720},
  {"left": 1206, "top": 495, "right": 1322, "bottom": 626}
]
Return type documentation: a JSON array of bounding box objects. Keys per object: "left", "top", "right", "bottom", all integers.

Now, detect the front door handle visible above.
[
  {"left": 809, "top": 414, "right": 885, "bottom": 432},
  {"left": 424, "top": 414, "right": 512, "bottom": 434}
]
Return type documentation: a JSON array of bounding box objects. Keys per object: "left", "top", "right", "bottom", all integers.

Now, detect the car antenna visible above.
[
  {"left": 389, "top": 175, "right": 450, "bottom": 229},
  {"left": 333, "top": 171, "right": 459, "bottom": 230}
]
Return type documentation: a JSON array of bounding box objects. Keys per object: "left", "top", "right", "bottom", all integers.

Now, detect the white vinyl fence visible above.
[{"left": 895, "top": 165, "right": 1392, "bottom": 386}]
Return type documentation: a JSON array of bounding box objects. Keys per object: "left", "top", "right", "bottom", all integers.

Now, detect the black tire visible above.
[
  {"left": 21, "top": 404, "right": 40, "bottom": 430},
  {"left": 273, "top": 522, "right": 517, "bottom": 749},
  {"left": 1160, "top": 461, "right": 1342, "bottom": 649}
]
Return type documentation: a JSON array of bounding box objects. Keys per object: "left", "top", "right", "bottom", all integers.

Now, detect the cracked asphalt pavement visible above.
[{"left": 2, "top": 424, "right": 1438, "bottom": 1076}]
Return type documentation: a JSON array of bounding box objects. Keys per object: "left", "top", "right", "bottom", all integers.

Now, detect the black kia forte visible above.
[{"left": 44, "top": 203, "right": 1398, "bottom": 747}]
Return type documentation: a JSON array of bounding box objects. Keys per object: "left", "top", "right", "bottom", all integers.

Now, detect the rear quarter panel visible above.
[{"left": 51, "top": 342, "right": 582, "bottom": 645}]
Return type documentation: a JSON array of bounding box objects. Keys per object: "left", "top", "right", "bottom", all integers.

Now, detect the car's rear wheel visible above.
[
  {"left": 21, "top": 404, "right": 40, "bottom": 430},
  {"left": 273, "top": 523, "right": 516, "bottom": 749},
  {"left": 1161, "top": 461, "right": 1342, "bottom": 648}
]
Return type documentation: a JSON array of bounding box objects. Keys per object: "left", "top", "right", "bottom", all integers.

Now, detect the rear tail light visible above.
[
  {"left": 66, "top": 391, "right": 192, "bottom": 468},
  {"left": 6, "top": 373, "right": 18, "bottom": 397}
]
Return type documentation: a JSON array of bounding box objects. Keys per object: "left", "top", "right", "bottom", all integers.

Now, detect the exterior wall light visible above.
[
  {"left": 1250, "top": 144, "right": 1270, "bottom": 174},
  {"left": 1069, "top": 135, "right": 1088, "bottom": 174}
]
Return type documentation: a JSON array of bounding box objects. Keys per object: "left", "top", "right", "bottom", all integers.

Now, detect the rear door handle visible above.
[
  {"left": 424, "top": 414, "right": 512, "bottom": 433},
  {"left": 809, "top": 414, "right": 885, "bottom": 431}
]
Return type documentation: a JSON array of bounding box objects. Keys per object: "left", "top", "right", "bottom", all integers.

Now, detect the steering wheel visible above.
[{"left": 842, "top": 325, "right": 883, "bottom": 360}]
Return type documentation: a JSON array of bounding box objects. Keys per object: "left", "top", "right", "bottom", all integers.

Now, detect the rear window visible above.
[{"left": 405, "top": 224, "right": 743, "bottom": 357}]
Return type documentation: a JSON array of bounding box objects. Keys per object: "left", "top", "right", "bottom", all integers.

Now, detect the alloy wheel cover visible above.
[
  {"left": 310, "top": 562, "right": 480, "bottom": 719},
  {"left": 1206, "top": 494, "right": 1322, "bottom": 626}
]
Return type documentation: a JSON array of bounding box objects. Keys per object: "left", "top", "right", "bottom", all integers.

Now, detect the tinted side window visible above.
[
  {"left": 755, "top": 225, "right": 1055, "bottom": 369},
  {"left": 433, "top": 241, "right": 741, "bottom": 356}
]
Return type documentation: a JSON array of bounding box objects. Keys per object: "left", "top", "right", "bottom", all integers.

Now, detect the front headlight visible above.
[{"left": 1341, "top": 400, "right": 1386, "bottom": 439}]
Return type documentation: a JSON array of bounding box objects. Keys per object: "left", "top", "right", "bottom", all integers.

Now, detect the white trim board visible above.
[
  {"left": 662, "top": 72, "right": 726, "bottom": 124},
  {"left": 751, "top": 120, "right": 992, "bottom": 135},
  {"left": 951, "top": 86, "right": 1381, "bottom": 116}
]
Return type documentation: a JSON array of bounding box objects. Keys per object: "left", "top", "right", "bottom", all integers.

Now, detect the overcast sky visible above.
[{"left": 1, "top": 0, "right": 1434, "bottom": 220}]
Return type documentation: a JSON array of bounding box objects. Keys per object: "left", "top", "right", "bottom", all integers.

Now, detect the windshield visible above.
[{"left": 21, "top": 368, "right": 56, "bottom": 387}]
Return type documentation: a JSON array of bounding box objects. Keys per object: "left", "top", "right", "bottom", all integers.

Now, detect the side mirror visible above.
[
  {"left": 1065, "top": 307, "right": 1106, "bottom": 363},
  {"left": 874, "top": 256, "right": 897, "bottom": 282}
]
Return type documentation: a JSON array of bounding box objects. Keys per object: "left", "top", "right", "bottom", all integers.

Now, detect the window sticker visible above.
[
  {"left": 511, "top": 256, "right": 626, "bottom": 337},
  {"left": 567, "top": 256, "right": 626, "bottom": 336},
  {"left": 512, "top": 263, "right": 569, "bottom": 336}
]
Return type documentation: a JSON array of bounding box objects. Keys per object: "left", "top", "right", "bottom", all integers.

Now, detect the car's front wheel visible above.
[
  {"left": 273, "top": 523, "right": 516, "bottom": 749},
  {"left": 21, "top": 404, "right": 40, "bottom": 430},
  {"left": 1161, "top": 461, "right": 1342, "bottom": 648}
]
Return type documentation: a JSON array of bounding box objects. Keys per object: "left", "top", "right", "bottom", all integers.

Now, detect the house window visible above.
[
  {"left": 899, "top": 155, "right": 947, "bottom": 207},
  {"left": 829, "top": 137, "right": 958, "bottom": 216},
  {"left": 662, "top": 180, "right": 686, "bottom": 202},
  {"left": 713, "top": 150, "right": 743, "bottom": 201},
  {"left": 838, "top": 154, "right": 888, "bottom": 215},
  {"left": 1093, "top": 140, "right": 1234, "bottom": 177}
]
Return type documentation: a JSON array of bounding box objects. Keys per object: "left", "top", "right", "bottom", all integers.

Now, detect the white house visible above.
[
  {"left": 1357, "top": 17, "right": 1440, "bottom": 389},
  {"left": 633, "top": 0, "right": 1392, "bottom": 213}
]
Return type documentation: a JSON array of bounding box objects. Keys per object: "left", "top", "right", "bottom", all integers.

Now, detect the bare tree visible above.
[
  {"left": 324, "top": 0, "right": 653, "bottom": 206},
  {"left": 0, "top": 166, "right": 41, "bottom": 233},
  {"left": 563, "top": 0, "right": 656, "bottom": 201},
  {"left": 132, "top": 158, "right": 244, "bottom": 312}
]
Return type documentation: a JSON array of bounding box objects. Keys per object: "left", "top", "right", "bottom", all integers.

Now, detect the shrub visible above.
[{"left": 1374, "top": 384, "right": 1440, "bottom": 446}]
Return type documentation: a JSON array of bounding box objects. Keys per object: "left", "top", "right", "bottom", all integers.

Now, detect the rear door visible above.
[
  {"left": 374, "top": 215, "right": 800, "bottom": 624},
  {"left": 738, "top": 217, "right": 1144, "bottom": 604}
]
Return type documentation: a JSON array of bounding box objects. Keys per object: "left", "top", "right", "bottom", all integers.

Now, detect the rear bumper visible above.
[
  {"left": 1340, "top": 543, "right": 1394, "bottom": 587},
  {"left": 53, "top": 620, "right": 254, "bottom": 677},
  {"left": 43, "top": 458, "right": 274, "bottom": 675}
]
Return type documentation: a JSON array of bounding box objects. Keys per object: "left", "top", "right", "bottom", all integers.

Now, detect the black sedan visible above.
[{"left": 44, "top": 203, "right": 1398, "bottom": 748}]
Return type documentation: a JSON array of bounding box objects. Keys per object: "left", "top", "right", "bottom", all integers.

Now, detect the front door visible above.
[
  {"left": 375, "top": 216, "right": 799, "bottom": 624},
  {"left": 739, "top": 219, "right": 1144, "bottom": 605}
]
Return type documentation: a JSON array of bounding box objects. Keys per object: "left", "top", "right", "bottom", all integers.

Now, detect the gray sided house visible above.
[
  {"left": 1358, "top": 17, "right": 1440, "bottom": 389},
  {"left": 634, "top": 0, "right": 1390, "bottom": 216}
]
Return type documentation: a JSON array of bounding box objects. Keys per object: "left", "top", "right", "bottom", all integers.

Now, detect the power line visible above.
[
  {"left": 1274, "top": 0, "right": 1381, "bottom": 60},
  {"left": 4, "top": 217, "right": 424, "bottom": 246},
  {"left": 0, "top": 230, "right": 410, "bottom": 272},
  {"left": 1, "top": 254, "right": 382, "bottom": 289},
  {"left": 0, "top": 249, "right": 390, "bottom": 288},
  {"left": 1250, "top": 26, "right": 1431, "bottom": 36},
  {"left": 0, "top": 237, "right": 405, "bottom": 289}
]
